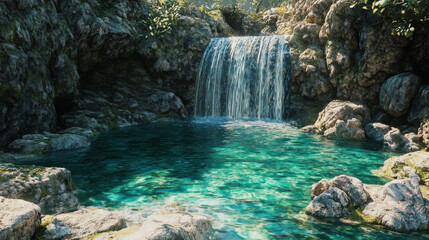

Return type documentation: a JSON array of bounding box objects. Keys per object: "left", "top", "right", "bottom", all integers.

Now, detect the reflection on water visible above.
[{"left": 19, "top": 118, "right": 429, "bottom": 239}]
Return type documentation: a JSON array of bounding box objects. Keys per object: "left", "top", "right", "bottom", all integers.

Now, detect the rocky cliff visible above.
[
  {"left": 263, "top": 0, "right": 429, "bottom": 129},
  {"left": 0, "top": 0, "right": 245, "bottom": 147}
]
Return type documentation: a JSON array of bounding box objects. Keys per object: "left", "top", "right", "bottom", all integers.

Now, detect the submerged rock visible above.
[
  {"left": 8, "top": 129, "right": 92, "bottom": 155},
  {"left": 124, "top": 212, "right": 213, "bottom": 240},
  {"left": 383, "top": 151, "right": 429, "bottom": 185},
  {"left": 363, "top": 176, "right": 429, "bottom": 232},
  {"left": 302, "top": 100, "right": 370, "bottom": 140},
  {"left": 0, "top": 197, "right": 41, "bottom": 240},
  {"left": 379, "top": 73, "right": 421, "bottom": 117},
  {"left": 0, "top": 164, "right": 78, "bottom": 214},
  {"left": 42, "top": 208, "right": 126, "bottom": 240}
]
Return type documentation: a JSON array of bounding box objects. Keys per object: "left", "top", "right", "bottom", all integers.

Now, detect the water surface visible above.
[{"left": 20, "top": 118, "right": 429, "bottom": 239}]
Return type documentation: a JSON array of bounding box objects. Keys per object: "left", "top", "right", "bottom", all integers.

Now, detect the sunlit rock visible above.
[{"left": 0, "top": 197, "right": 41, "bottom": 240}]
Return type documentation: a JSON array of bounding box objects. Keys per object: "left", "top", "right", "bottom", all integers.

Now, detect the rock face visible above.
[
  {"left": 379, "top": 73, "right": 421, "bottom": 117},
  {"left": 0, "top": 197, "right": 41, "bottom": 240},
  {"left": 363, "top": 176, "right": 429, "bottom": 232},
  {"left": 42, "top": 208, "right": 126, "bottom": 240},
  {"left": 0, "top": 164, "right": 78, "bottom": 214},
  {"left": 302, "top": 100, "right": 370, "bottom": 140},
  {"left": 124, "top": 212, "right": 213, "bottom": 240},
  {"left": 0, "top": 0, "right": 235, "bottom": 147},
  {"left": 306, "top": 175, "right": 369, "bottom": 218},
  {"left": 383, "top": 151, "right": 429, "bottom": 185}
]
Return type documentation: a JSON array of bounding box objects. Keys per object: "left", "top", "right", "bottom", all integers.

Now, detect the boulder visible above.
[
  {"left": 310, "top": 175, "right": 369, "bottom": 207},
  {"left": 0, "top": 197, "right": 41, "bottom": 240},
  {"left": 383, "top": 151, "right": 429, "bottom": 185},
  {"left": 323, "top": 118, "right": 366, "bottom": 140},
  {"left": 362, "top": 176, "right": 429, "bottom": 232},
  {"left": 0, "top": 164, "right": 78, "bottom": 214},
  {"left": 8, "top": 131, "right": 91, "bottom": 155},
  {"left": 302, "top": 100, "right": 370, "bottom": 140},
  {"left": 379, "top": 73, "right": 421, "bottom": 117},
  {"left": 42, "top": 208, "right": 126, "bottom": 240},
  {"left": 365, "top": 122, "right": 391, "bottom": 142},
  {"left": 383, "top": 128, "right": 421, "bottom": 152},
  {"left": 306, "top": 187, "right": 350, "bottom": 218},
  {"left": 124, "top": 212, "right": 213, "bottom": 240}
]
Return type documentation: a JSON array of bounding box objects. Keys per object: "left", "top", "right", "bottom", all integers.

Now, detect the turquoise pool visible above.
[{"left": 22, "top": 118, "right": 429, "bottom": 239}]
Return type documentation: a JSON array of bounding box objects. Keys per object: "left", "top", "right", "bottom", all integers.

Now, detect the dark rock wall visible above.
[{"left": 0, "top": 0, "right": 228, "bottom": 146}]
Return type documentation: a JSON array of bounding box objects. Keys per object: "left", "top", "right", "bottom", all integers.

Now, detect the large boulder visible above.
[
  {"left": 383, "top": 151, "right": 429, "bottom": 185},
  {"left": 302, "top": 100, "right": 370, "bottom": 140},
  {"left": 0, "top": 197, "right": 41, "bottom": 240},
  {"left": 306, "top": 175, "right": 370, "bottom": 218},
  {"left": 362, "top": 175, "right": 429, "bottom": 232},
  {"left": 306, "top": 187, "right": 350, "bottom": 218},
  {"left": 383, "top": 128, "right": 421, "bottom": 152},
  {"left": 0, "top": 164, "right": 78, "bottom": 214},
  {"left": 365, "top": 122, "right": 391, "bottom": 142},
  {"left": 379, "top": 73, "right": 421, "bottom": 117},
  {"left": 41, "top": 208, "right": 126, "bottom": 240},
  {"left": 310, "top": 175, "right": 369, "bottom": 207},
  {"left": 124, "top": 212, "right": 213, "bottom": 240}
]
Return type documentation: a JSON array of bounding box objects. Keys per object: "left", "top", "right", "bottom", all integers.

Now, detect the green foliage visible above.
[
  {"left": 140, "top": 0, "right": 181, "bottom": 38},
  {"left": 352, "top": 0, "right": 429, "bottom": 39}
]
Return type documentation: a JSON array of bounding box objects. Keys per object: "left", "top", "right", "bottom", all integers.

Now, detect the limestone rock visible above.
[
  {"left": 43, "top": 208, "right": 126, "bottom": 240},
  {"left": 362, "top": 176, "right": 429, "bottom": 232},
  {"left": 383, "top": 151, "right": 429, "bottom": 185},
  {"left": 0, "top": 197, "right": 41, "bottom": 240},
  {"left": 379, "top": 73, "right": 421, "bottom": 117},
  {"left": 323, "top": 118, "right": 366, "bottom": 140},
  {"left": 124, "top": 212, "right": 213, "bottom": 240},
  {"left": 302, "top": 100, "right": 370, "bottom": 140},
  {"left": 383, "top": 128, "right": 421, "bottom": 152},
  {"left": 0, "top": 164, "right": 78, "bottom": 214},
  {"left": 305, "top": 187, "right": 350, "bottom": 218},
  {"left": 310, "top": 175, "right": 369, "bottom": 207}
]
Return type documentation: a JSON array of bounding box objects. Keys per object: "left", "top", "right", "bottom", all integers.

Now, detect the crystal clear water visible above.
[
  {"left": 20, "top": 119, "right": 429, "bottom": 239},
  {"left": 194, "top": 37, "right": 291, "bottom": 120}
]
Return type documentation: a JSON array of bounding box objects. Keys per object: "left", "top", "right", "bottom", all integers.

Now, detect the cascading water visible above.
[{"left": 194, "top": 36, "right": 291, "bottom": 120}]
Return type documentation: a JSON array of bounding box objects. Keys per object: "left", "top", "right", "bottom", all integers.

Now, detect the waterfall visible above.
[{"left": 194, "top": 36, "right": 291, "bottom": 120}]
